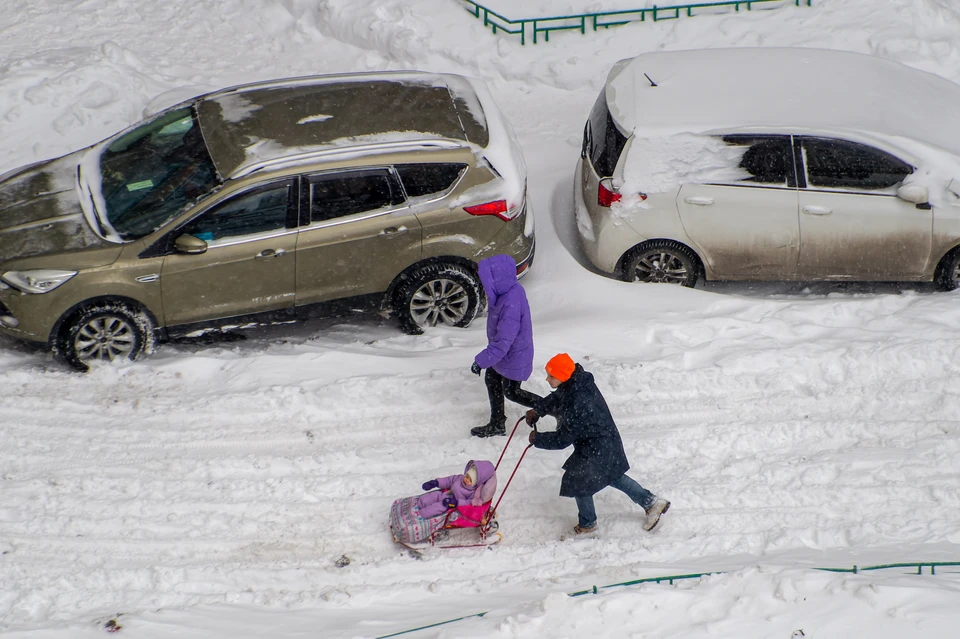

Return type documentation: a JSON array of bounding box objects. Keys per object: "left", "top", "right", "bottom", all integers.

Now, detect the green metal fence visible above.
[
  {"left": 460, "top": 0, "right": 813, "bottom": 45},
  {"left": 375, "top": 560, "right": 960, "bottom": 638}
]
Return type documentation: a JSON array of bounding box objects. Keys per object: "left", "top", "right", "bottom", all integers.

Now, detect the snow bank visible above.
[{"left": 4, "top": 0, "right": 960, "bottom": 637}]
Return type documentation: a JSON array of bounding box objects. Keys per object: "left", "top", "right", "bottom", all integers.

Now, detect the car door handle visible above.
[
  {"left": 684, "top": 196, "right": 714, "bottom": 206},
  {"left": 380, "top": 226, "right": 406, "bottom": 236},
  {"left": 256, "top": 248, "right": 286, "bottom": 259},
  {"left": 802, "top": 205, "right": 833, "bottom": 216}
]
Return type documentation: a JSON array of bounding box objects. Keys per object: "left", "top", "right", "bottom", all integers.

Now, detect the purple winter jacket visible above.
[
  {"left": 474, "top": 254, "right": 534, "bottom": 382},
  {"left": 417, "top": 460, "right": 497, "bottom": 519}
]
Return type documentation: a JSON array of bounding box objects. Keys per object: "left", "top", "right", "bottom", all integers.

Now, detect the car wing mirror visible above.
[
  {"left": 897, "top": 184, "right": 929, "bottom": 205},
  {"left": 174, "top": 234, "right": 208, "bottom": 254}
]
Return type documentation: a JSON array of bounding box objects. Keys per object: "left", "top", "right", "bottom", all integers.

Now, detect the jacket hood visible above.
[
  {"left": 0, "top": 153, "right": 113, "bottom": 266},
  {"left": 465, "top": 459, "right": 496, "bottom": 485},
  {"left": 465, "top": 460, "right": 497, "bottom": 505},
  {"left": 478, "top": 254, "right": 518, "bottom": 300},
  {"left": 563, "top": 364, "right": 590, "bottom": 387}
]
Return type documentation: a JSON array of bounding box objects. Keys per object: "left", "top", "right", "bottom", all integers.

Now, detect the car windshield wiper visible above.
[{"left": 76, "top": 161, "right": 108, "bottom": 239}]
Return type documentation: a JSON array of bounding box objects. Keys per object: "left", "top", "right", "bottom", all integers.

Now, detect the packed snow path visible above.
[{"left": 2, "top": 0, "right": 960, "bottom": 635}]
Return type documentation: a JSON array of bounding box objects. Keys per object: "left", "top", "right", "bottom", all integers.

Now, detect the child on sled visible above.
[
  {"left": 390, "top": 459, "right": 498, "bottom": 547},
  {"left": 417, "top": 460, "right": 497, "bottom": 518}
]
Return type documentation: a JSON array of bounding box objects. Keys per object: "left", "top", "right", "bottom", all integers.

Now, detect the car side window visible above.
[
  {"left": 723, "top": 135, "right": 793, "bottom": 186},
  {"left": 182, "top": 182, "right": 291, "bottom": 242},
  {"left": 394, "top": 163, "right": 467, "bottom": 198},
  {"left": 802, "top": 138, "right": 912, "bottom": 190},
  {"left": 308, "top": 169, "right": 404, "bottom": 223}
]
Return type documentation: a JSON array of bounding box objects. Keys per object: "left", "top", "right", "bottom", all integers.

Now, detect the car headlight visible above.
[{"left": 1, "top": 269, "right": 78, "bottom": 294}]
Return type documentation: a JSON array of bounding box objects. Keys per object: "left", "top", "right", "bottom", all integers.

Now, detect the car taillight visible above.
[
  {"left": 598, "top": 178, "right": 646, "bottom": 207},
  {"left": 598, "top": 179, "right": 621, "bottom": 207},
  {"left": 465, "top": 199, "right": 518, "bottom": 222}
]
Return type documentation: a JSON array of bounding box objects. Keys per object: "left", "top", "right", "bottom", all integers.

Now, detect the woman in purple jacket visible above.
[{"left": 470, "top": 254, "right": 539, "bottom": 438}]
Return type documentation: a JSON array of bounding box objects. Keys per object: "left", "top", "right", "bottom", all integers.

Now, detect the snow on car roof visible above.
[
  {"left": 607, "top": 47, "right": 960, "bottom": 157},
  {"left": 196, "top": 72, "right": 488, "bottom": 179}
]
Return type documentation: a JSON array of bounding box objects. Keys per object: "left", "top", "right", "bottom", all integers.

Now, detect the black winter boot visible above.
[{"left": 470, "top": 418, "right": 506, "bottom": 438}]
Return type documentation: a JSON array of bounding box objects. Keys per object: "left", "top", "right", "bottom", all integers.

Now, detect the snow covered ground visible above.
[{"left": 2, "top": 0, "right": 960, "bottom": 637}]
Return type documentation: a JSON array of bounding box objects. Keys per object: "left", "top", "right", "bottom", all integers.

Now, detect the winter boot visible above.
[
  {"left": 470, "top": 418, "right": 506, "bottom": 438},
  {"left": 643, "top": 498, "right": 670, "bottom": 531},
  {"left": 561, "top": 523, "right": 599, "bottom": 540}
]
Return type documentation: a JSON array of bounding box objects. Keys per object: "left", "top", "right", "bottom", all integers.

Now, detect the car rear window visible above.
[
  {"left": 308, "top": 169, "right": 404, "bottom": 223},
  {"left": 584, "top": 91, "right": 628, "bottom": 178},
  {"left": 395, "top": 163, "right": 467, "bottom": 198},
  {"left": 723, "top": 135, "right": 795, "bottom": 186}
]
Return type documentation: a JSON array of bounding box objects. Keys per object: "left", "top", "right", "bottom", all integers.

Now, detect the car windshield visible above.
[{"left": 97, "top": 107, "right": 220, "bottom": 240}]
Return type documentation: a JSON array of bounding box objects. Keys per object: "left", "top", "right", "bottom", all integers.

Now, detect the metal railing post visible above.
[{"left": 460, "top": 0, "right": 814, "bottom": 45}]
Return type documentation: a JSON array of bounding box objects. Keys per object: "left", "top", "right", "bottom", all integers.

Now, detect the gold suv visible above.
[{"left": 0, "top": 72, "right": 535, "bottom": 370}]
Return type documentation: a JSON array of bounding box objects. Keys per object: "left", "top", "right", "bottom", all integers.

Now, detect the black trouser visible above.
[{"left": 484, "top": 368, "right": 539, "bottom": 424}]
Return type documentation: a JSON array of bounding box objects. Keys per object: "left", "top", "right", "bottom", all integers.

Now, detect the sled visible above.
[
  {"left": 389, "top": 495, "right": 501, "bottom": 549},
  {"left": 390, "top": 417, "right": 533, "bottom": 551},
  {"left": 393, "top": 511, "right": 503, "bottom": 550}
]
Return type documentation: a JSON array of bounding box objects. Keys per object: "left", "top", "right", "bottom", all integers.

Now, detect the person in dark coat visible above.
[
  {"left": 526, "top": 353, "right": 670, "bottom": 537},
  {"left": 470, "top": 254, "right": 539, "bottom": 438}
]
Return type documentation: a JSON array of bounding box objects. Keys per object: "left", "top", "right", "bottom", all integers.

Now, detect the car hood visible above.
[{"left": 0, "top": 153, "right": 116, "bottom": 267}]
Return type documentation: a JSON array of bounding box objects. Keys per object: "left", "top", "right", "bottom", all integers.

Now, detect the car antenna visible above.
[{"left": 644, "top": 73, "right": 658, "bottom": 87}]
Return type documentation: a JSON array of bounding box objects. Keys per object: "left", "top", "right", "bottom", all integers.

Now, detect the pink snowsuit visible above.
[{"left": 417, "top": 460, "right": 497, "bottom": 519}]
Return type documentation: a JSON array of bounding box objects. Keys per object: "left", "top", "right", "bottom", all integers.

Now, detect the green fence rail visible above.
[
  {"left": 460, "top": 0, "right": 813, "bottom": 45},
  {"left": 375, "top": 561, "right": 960, "bottom": 638}
]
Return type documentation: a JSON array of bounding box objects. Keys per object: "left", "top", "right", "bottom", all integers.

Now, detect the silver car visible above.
[{"left": 577, "top": 47, "right": 960, "bottom": 290}]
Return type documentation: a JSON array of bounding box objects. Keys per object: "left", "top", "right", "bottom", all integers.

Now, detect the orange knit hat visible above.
[{"left": 545, "top": 353, "right": 576, "bottom": 382}]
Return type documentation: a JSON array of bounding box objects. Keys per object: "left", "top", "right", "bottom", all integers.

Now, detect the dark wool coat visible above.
[{"left": 531, "top": 364, "right": 630, "bottom": 497}]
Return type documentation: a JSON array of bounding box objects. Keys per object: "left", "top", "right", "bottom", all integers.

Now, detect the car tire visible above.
[
  {"left": 621, "top": 240, "right": 701, "bottom": 287},
  {"left": 393, "top": 263, "right": 482, "bottom": 335},
  {"left": 934, "top": 248, "right": 960, "bottom": 291},
  {"left": 57, "top": 302, "right": 154, "bottom": 372}
]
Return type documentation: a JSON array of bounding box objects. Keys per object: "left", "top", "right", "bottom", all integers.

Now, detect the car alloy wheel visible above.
[
  {"left": 934, "top": 248, "right": 960, "bottom": 291},
  {"left": 635, "top": 251, "right": 689, "bottom": 284},
  {"left": 409, "top": 278, "right": 470, "bottom": 328},
  {"left": 622, "top": 240, "right": 700, "bottom": 288},
  {"left": 394, "top": 263, "right": 482, "bottom": 335},
  {"left": 74, "top": 314, "right": 138, "bottom": 362},
  {"left": 58, "top": 302, "right": 153, "bottom": 371}
]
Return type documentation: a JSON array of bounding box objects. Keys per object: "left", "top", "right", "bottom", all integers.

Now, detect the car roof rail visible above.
[
  {"left": 231, "top": 139, "right": 467, "bottom": 179},
  {"left": 207, "top": 71, "right": 453, "bottom": 100}
]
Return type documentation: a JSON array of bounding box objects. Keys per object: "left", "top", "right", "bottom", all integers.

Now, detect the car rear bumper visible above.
[
  {"left": 575, "top": 160, "right": 614, "bottom": 273},
  {"left": 517, "top": 236, "right": 535, "bottom": 278}
]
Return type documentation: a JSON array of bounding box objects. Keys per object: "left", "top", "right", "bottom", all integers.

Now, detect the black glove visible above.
[
  {"left": 471, "top": 362, "right": 482, "bottom": 376},
  {"left": 443, "top": 495, "right": 458, "bottom": 509},
  {"left": 422, "top": 479, "right": 439, "bottom": 491},
  {"left": 525, "top": 409, "right": 539, "bottom": 426}
]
